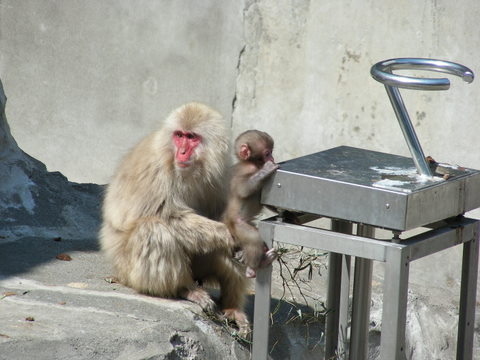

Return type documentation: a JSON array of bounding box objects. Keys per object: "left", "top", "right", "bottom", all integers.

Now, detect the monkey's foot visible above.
[
  {"left": 180, "top": 287, "right": 216, "bottom": 314},
  {"left": 222, "top": 308, "right": 251, "bottom": 340}
]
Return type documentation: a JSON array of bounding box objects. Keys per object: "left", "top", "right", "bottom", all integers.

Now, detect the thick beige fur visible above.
[{"left": 100, "top": 103, "right": 248, "bottom": 323}]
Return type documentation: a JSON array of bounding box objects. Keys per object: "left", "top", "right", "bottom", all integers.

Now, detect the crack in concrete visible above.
[{"left": 231, "top": 44, "right": 246, "bottom": 126}]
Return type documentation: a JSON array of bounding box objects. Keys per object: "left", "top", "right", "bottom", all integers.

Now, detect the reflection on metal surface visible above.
[{"left": 262, "top": 146, "right": 480, "bottom": 230}]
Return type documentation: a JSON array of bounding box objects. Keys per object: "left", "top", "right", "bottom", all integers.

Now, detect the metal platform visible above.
[
  {"left": 261, "top": 145, "right": 480, "bottom": 231},
  {"left": 252, "top": 147, "right": 480, "bottom": 360},
  {"left": 252, "top": 58, "right": 479, "bottom": 360}
]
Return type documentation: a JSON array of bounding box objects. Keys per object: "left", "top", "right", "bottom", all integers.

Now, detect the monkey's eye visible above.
[
  {"left": 186, "top": 133, "right": 198, "bottom": 140},
  {"left": 173, "top": 131, "right": 200, "bottom": 143}
]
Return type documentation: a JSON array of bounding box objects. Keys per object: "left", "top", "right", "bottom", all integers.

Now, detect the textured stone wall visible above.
[
  {"left": 233, "top": 0, "right": 480, "bottom": 173},
  {"left": 0, "top": 0, "right": 244, "bottom": 183},
  {"left": 2, "top": 1, "right": 480, "bottom": 184}
]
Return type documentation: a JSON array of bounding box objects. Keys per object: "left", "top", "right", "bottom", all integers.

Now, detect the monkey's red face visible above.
[{"left": 172, "top": 130, "right": 202, "bottom": 168}]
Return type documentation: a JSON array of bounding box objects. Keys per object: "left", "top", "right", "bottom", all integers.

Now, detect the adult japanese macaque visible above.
[
  {"left": 100, "top": 102, "right": 249, "bottom": 336},
  {"left": 223, "top": 130, "right": 279, "bottom": 278}
]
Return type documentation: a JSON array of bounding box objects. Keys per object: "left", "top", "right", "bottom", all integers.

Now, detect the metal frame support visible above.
[
  {"left": 252, "top": 222, "right": 275, "bottom": 359},
  {"left": 350, "top": 225, "right": 375, "bottom": 360},
  {"left": 325, "top": 252, "right": 343, "bottom": 359},
  {"left": 379, "top": 245, "right": 410, "bottom": 359},
  {"left": 456, "top": 223, "right": 479, "bottom": 360},
  {"left": 326, "top": 220, "right": 353, "bottom": 360},
  {"left": 339, "top": 254, "right": 351, "bottom": 358},
  {"left": 252, "top": 217, "right": 479, "bottom": 359}
]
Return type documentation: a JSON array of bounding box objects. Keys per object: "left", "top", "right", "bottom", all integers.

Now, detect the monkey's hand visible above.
[
  {"left": 244, "top": 247, "right": 277, "bottom": 278},
  {"left": 252, "top": 160, "right": 279, "bottom": 182},
  {"left": 262, "top": 160, "right": 279, "bottom": 174},
  {"left": 224, "top": 229, "right": 236, "bottom": 251},
  {"left": 241, "top": 160, "right": 279, "bottom": 197},
  {"left": 210, "top": 220, "right": 236, "bottom": 251}
]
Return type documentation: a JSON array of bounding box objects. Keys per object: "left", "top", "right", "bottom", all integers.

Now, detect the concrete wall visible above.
[
  {"left": 0, "top": 0, "right": 243, "bottom": 184},
  {"left": 2, "top": 1, "right": 480, "bottom": 185},
  {"left": 233, "top": 0, "right": 480, "bottom": 171}
]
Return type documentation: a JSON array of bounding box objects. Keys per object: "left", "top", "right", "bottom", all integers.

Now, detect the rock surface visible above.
[
  {"left": 0, "top": 80, "right": 102, "bottom": 242},
  {"left": 0, "top": 238, "right": 250, "bottom": 360}
]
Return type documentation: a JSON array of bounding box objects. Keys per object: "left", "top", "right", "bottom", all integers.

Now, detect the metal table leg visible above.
[
  {"left": 254, "top": 217, "right": 479, "bottom": 359},
  {"left": 252, "top": 223, "right": 275, "bottom": 360},
  {"left": 338, "top": 254, "right": 351, "bottom": 358},
  {"left": 380, "top": 245, "right": 409, "bottom": 360},
  {"left": 326, "top": 220, "right": 353, "bottom": 359},
  {"left": 456, "top": 224, "right": 479, "bottom": 360},
  {"left": 326, "top": 252, "right": 343, "bottom": 359},
  {"left": 350, "top": 225, "right": 374, "bottom": 360}
]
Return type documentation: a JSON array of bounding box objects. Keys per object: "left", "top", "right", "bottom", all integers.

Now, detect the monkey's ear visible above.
[{"left": 239, "top": 144, "right": 251, "bottom": 160}]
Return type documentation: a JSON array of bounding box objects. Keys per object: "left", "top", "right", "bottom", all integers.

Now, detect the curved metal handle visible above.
[
  {"left": 371, "top": 58, "right": 474, "bottom": 91},
  {"left": 370, "top": 58, "right": 474, "bottom": 178}
]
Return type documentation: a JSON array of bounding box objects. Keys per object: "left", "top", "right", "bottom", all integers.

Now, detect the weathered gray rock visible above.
[{"left": 0, "top": 80, "right": 103, "bottom": 241}]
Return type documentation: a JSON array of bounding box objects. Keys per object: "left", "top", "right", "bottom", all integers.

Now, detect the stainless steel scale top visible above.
[
  {"left": 261, "top": 145, "right": 480, "bottom": 231},
  {"left": 261, "top": 58, "right": 478, "bottom": 231}
]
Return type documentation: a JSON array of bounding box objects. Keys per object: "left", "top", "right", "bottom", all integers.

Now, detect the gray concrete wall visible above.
[
  {"left": 2, "top": 1, "right": 480, "bottom": 185},
  {"left": 0, "top": 0, "right": 243, "bottom": 184},
  {"left": 233, "top": 0, "right": 480, "bottom": 172}
]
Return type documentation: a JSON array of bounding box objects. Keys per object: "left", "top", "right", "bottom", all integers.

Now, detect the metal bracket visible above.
[{"left": 371, "top": 58, "right": 474, "bottom": 178}]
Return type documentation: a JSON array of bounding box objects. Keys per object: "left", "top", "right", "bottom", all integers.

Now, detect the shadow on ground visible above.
[
  {"left": 0, "top": 237, "right": 99, "bottom": 278},
  {"left": 1, "top": 235, "right": 328, "bottom": 359}
]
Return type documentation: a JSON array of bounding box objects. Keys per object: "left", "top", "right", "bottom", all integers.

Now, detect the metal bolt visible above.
[
  {"left": 385, "top": 203, "right": 390, "bottom": 209},
  {"left": 276, "top": 183, "right": 282, "bottom": 188},
  {"left": 392, "top": 230, "right": 402, "bottom": 243}
]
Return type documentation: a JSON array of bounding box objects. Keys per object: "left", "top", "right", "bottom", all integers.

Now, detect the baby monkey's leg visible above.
[{"left": 233, "top": 219, "right": 278, "bottom": 278}]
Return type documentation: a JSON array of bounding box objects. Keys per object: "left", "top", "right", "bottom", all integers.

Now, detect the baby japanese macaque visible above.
[{"left": 223, "top": 130, "right": 279, "bottom": 278}]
